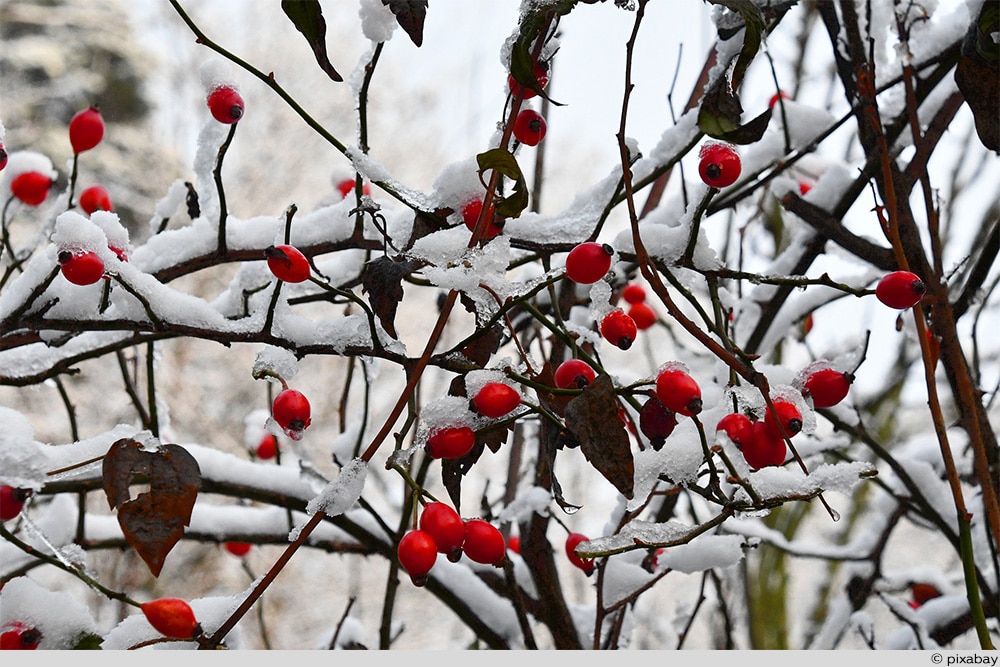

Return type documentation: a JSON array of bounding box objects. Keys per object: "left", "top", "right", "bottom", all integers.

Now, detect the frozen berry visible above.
[
  {"left": 763, "top": 399, "right": 802, "bottom": 439},
  {"left": 698, "top": 142, "right": 741, "bottom": 189},
  {"left": 472, "top": 382, "right": 521, "bottom": 418},
  {"left": 513, "top": 109, "right": 547, "bottom": 146},
  {"left": 655, "top": 368, "right": 702, "bottom": 417},
  {"left": 397, "top": 529, "right": 438, "bottom": 586},
  {"left": 716, "top": 413, "right": 752, "bottom": 446},
  {"left": 426, "top": 425, "right": 475, "bottom": 459},
  {"left": 79, "top": 184, "right": 113, "bottom": 214},
  {"left": 265, "top": 244, "right": 311, "bottom": 283},
  {"left": 462, "top": 198, "right": 502, "bottom": 239},
  {"left": 58, "top": 249, "right": 105, "bottom": 286},
  {"left": 565, "top": 532, "right": 595, "bottom": 575},
  {"left": 272, "top": 389, "right": 311, "bottom": 440},
  {"left": 741, "top": 421, "right": 787, "bottom": 470},
  {"left": 565, "top": 242, "right": 613, "bottom": 285},
  {"left": 802, "top": 368, "right": 852, "bottom": 409},
  {"left": 554, "top": 358, "right": 596, "bottom": 389},
  {"left": 141, "top": 598, "right": 200, "bottom": 639},
  {"left": 600, "top": 309, "right": 637, "bottom": 350},
  {"left": 0, "top": 622, "right": 42, "bottom": 650},
  {"left": 10, "top": 171, "right": 52, "bottom": 206},
  {"left": 69, "top": 106, "right": 104, "bottom": 154},
  {"left": 875, "top": 271, "right": 925, "bottom": 309},
  {"left": 207, "top": 85, "right": 244, "bottom": 124}
]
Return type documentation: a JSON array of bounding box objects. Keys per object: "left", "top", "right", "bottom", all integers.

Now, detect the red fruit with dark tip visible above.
[
  {"left": 565, "top": 532, "right": 595, "bottom": 574},
  {"left": 265, "top": 244, "right": 311, "bottom": 283},
  {"left": 716, "top": 413, "right": 753, "bottom": 446},
  {"left": 741, "top": 421, "right": 787, "bottom": 470},
  {"left": 554, "top": 358, "right": 596, "bottom": 389},
  {"left": 79, "top": 184, "right": 113, "bottom": 214},
  {"left": 875, "top": 271, "right": 925, "bottom": 309},
  {"left": 763, "top": 399, "right": 802, "bottom": 439},
  {"left": 224, "top": 541, "right": 252, "bottom": 557},
  {"left": 622, "top": 283, "right": 646, "bottom": 304},
  {"left": 462, "top": 198, "right": 502, "bottom": 239},
  {"left": 639, "top": 395, "right": 677, "bottom": 449},
  {"left": 426, "top": 425, "right": 475, "bottom": 459},
  {"left": 59, "top": 250, "right": 105, "bottom": 286},
  {"left": 698, "top": 142, "right": 741, "bottom": 188},
  {"left": 337, "top": 178, "right": 372, "bottom": 199},
  {"left": 803, "top": 368, "right": 852, "bottom": 409},
  {"left": 462, "top": 519, "right": 505, "bottom": 566},
  {"left": 272, "top": 389, "right": 311, "bottom": 439},
  {"left": 10, "top": 171, "right": 52, "bottom": 206},
  {"left": 507, "top": 535, "right": 521, "bottom": 554},
  {"left": 655, "top": 368, "right": 702, "bottom": 417},
  {"left": 141, "top": 598, "right": 200, "bottom": 639},
  {"left": 397, "top": 529, "right": 438, "bottom": 585},
  {"left": 600, "top": 309, "right": 637, "bottom": 350},
  {"left": 472, "top": 382, "right": 521, "bottom": 418},
  {"left": 565, "top": 242, "right": 613, "bottom": 284},
  {"left": 0, "top": 622, "right": 42, "bottom": 650},
  {"left": 419, "top": 502, "right": 466, "bottom": 561},
  {"left": 69, "top": 106, "right": 104, "bottom": 153},
  {"left": 255, "top": 433, "right": 278, "bottom": 460},
  {"left": 0, "top": 144, "right": 7, "bottom": 171},
  {"left": 0, "top": 485, "right": 31, "bottom": 521},
  {"left": 513, "top": 109, "right": 547, "bottom": 146},
  {"left": 627, "top": 302, "right": 657, "bottom": 330},
  {"left": 207, "top": 85, "right": 244, "bottom": 124},
  {"left": 508, "top": 61, "right": 549, "bottom": 100}
]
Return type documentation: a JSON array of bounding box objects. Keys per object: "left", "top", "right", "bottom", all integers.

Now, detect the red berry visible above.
[
  {"left": 554, "top": 358, "right": 596, "bottom": 389},
  {"left": 654, "top": 368, "right": 702, "bottom": 417},
  {"left": 224, "top": 541, "right": 252, "bottom": 557},
  {"left": 513, "top": 109, "right": 547, "bottom": 146},
  {"left": 265, "top": 244, "right": 311, "bottom": 283},
  {"left": 507, "top": 62, "right": 549, "bottom": 100},
  {"left": 639, "top": 395, "right": 677, "bottom": 449},
  {"left": 272, "top": 389, "right": 311, "bottom": 439},
  {"left": 462, "top": 198, "right": 502, "bottom": 239},
  {"left": 140, "top": 598, "right": 200, "bottom": 639},
  {"left": 0, "top": 485, "right": 31, "bottom": 521},
  {"left": 58, "top": 250, "right": 105, "bottom": 286},
  {"left": 803, "top": 368, "right": 852, "bottom": 409},
  {"left": 419, "top": 502, "right": 466, "bottom": 561},
  {"left": 397, "top": 529, "right": 438, "bottom": 586},
  {"left": 909, "top": 582, "right": 942, "bottom": 609},
  {"left": 0, "top": 144, "right": 7, "bottom": 171},
  {"left": 426, "top": 425, "right": 476, "bottom": 459},
  {"left": 336, "top": 178, "right": 372, "bottom": 199},
  {"left": 472, "top": 382, "right": 521, "bottom": 418},
  {"left": 698, "top": 142, "right": 741, "bottom": 188},
  {"left": 716, "top": 413, "right": 752, "bottom": 446},
  {"left": 565, "top": 532, "right": 595, "bottom": 575},
  {"left": 600, "top": 309, "right": 637, "bottom": 350},
  {"left": 0, "top": 622, "right": 42, "bottom": 650},
  {"left": 79, "top": 184, "right": 113, "bottom": 214},
  {"left": 462, "top": 519, "right": 505, "bottom": 566},
  {"left": 798, "top": 181, "right": 813, "bottom": 195},
  {"left": 875, "top": 271, "right": 925, "bottom": 309},
  {"left": 621, "top": 283, "right": 646, "bottom": 304},
  {"left": 741, "top": 421, "right": 787, "bottom": 470},
  {"left": 255, "top": 433, "right": 278, "bottom": 459},
  {"left": 10, "top": 171, "right": 52, "bottom": 206},
  {"left": 507, "top": 535, "right": 521, "bottom": 554},
  {"left": 69, "top": 106, "right": 104, "bottom": 153},
  {"left": 565, "top": 242, "right": 613, "bottom": 284},
  {"left": 207, "top": 85, "right": 244, "bottom": 124},
  {"left": 763, "top": 399, "right": 802, "bottom": 439},
  {"left": 627, "top": 302, "right": 657, "bottom": 330},
  {"left": 768, "top": 90, "right": 790, "bottom": 109}
]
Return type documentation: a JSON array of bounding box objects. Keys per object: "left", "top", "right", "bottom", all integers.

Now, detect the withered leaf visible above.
[
  {"left": 361, "top": 256, "right": 420, "bottom": 339},
  {"left": 102, "top": 438, "right": 200, "bottom": 577},
  {"left": 955, "top": 3, "right": 1000, "bottom": 153},
  {"left": 382, "top": 0, "right": 428, "bottom": 48},
  {"left": 281, "top": 0, "right": 343, "bottom": 82},
  {"left": 563, "top": 374, "right": 634, "bottom": 499}
]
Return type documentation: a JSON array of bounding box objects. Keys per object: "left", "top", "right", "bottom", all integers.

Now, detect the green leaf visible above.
[
  {"left": 281, "top": 0, "right": 343, "bottom": 82},
  {"left": 476, "top": 148, "right": 530, "bottom": 219},
  {"left": 382, "top": 0, "right": 428, "bottom": 47}
]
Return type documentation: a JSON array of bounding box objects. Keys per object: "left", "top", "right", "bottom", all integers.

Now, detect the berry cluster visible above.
[{"left": 398, "top": 503, "right": 507, "bottom": 586}]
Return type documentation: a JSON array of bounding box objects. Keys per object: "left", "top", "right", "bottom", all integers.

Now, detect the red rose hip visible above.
[
  {"left": 462, "top": 519, "right": 505, "bottom": 566},
  {"left": 79, "top": 184, "right": 113, "bottom": 214},
  {"left": 803, "top": 368, "right": 852, "bottom": 409},
  {"left": 698, "top": 142, "right": 741, "bottom": 188},
  {"left": 554, "top": 358, "right": 596, "bottom": 389},
  {"left": 565, "top": 532, "right": 595, "bottom": 574},
  {"left": 272, "top": 389, "right": 311, "bottom": 439},
  {"left": 397, "top": 529, "right": 438, "bottom": 585},
  {"left": 69, "top": 106, "right": 104, "bottom": 154},
  {"left": 472, "top": 382, "right": 521, "bottom": 418},
  {"left": 600, "top": 309, "right": 637, "bottom": 350},
  {"left": 141, "top": 598, "right": 200, "bottom": 639},
  {"left": 207, "top": 85, "right": 244, "bottom": 124},
  {"left": 426, "top": 425, "right": 475, "bottom": 459},
  {"left": 565, "top": 242, "right": 613, "bottom": 284},
  {"left": 513, "top": 109, "right": 547, "bottom": 146},
  {"left": 875, "top": 271, "right": 925, "bottom": 309},
  {"left": 420, "top": 502, "right": 466, "bottom": 561},
  {"left": 655, "top": 368, "right": 702, "bottom": 416},
  {"left": 265, "top": 244, "right": 311, "bottom": 283},
  {"left": 10, "top": 171, "right": 52, "bottom": 206},
  {"left": 59, "top": 250, "right": 105, "bottom": 286}
]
